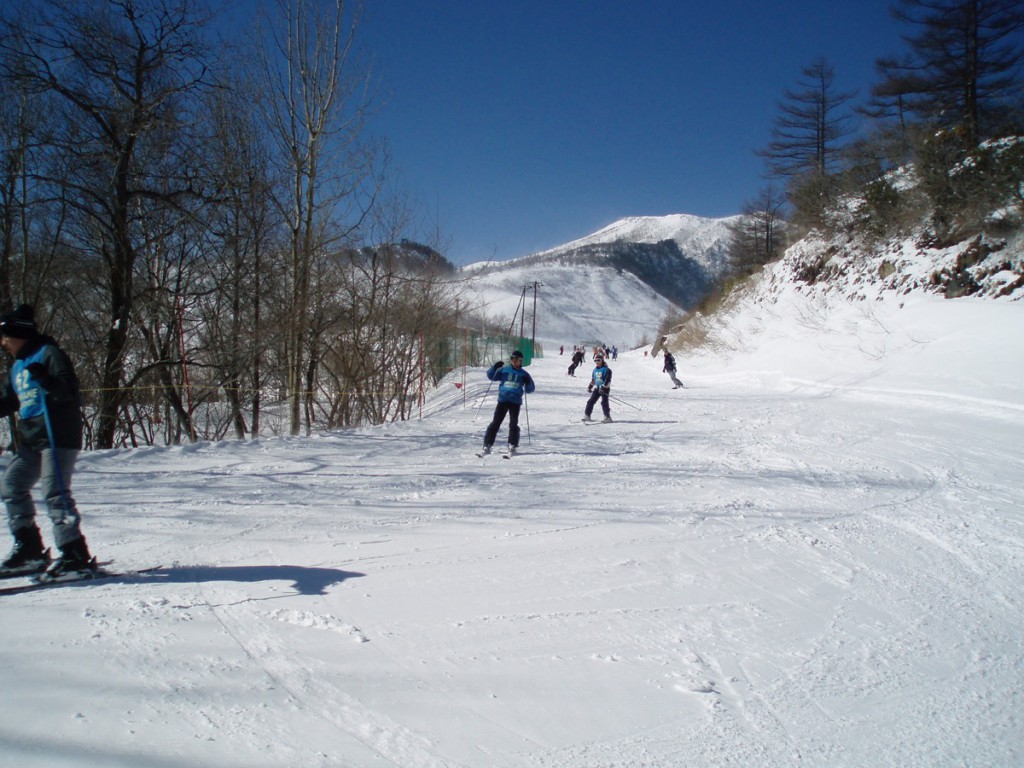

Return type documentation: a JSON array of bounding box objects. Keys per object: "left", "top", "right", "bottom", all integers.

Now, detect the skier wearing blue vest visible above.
[
  {"left": 582, "top": 352, "right": 613, "bottom": 422},
  {"left": 0, "top": 305, "right": 97, "bottom": 581},
  {"left": 480, "top": 350, "right": 535, "bottom": 457}
]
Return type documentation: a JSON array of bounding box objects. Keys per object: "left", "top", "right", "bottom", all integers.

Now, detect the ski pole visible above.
[
  {"left": 609, "top": 394, "right": 642, "bottom": 411},
  {"left": 523, "top": 394, "right": 531, "bottom": 444},
  {"left": 474, "top": 374, "right": 496, "bottom": 420}
]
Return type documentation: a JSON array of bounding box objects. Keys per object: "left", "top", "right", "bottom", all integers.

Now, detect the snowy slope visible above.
[
  {"left": 458, "top": 260, "right": 675, "bottom": 349},
  {"left": 458, "top": 213, "right": 738, "bottom": 349},
  {"left": 1, "top": 253, "right": 1022, "bottom": 767}
]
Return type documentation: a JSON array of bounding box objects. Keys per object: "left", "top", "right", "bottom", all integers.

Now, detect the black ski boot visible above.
[
  {"left": 1, "top": 526, "right": 50, "bottom": 577},
  {"left": 38, "top": 537, "right": 97, "bottom": 583}
]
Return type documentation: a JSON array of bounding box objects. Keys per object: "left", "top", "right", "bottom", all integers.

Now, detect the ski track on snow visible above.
[{"left": 1, "top": 329, "right": 1023, "bottom": 767}]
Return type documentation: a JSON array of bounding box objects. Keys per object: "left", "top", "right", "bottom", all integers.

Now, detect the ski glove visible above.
[
  {"left": 587, "top": 383, "right": 594, "bottom": 392},
  {"left": 493, "top": 360, "right": 504, "bottom": 369},
  {"left": 26, "top": 363, "right": 52, "bottom": 390},
  {"left": 600, "top": 386, "right": 610, "bottom": 395}
]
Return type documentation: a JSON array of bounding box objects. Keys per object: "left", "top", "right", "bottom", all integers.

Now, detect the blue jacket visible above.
[
  {"left": 590, "top": 363, "right": 612, "bottom": 391},
  {"left": 487, "top": 362, "right": 535, "bottom": 405},
  {"left": 0, "top": 335, "right": 83, "bottom": 450}
]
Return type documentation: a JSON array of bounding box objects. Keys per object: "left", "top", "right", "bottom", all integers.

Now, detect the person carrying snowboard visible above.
[
  {"left": 582, "top": 353, "right": 613, "bottom": 423},
  {"left": 481, "top": 350, "right": 535, "bottom": 457},
  {"left": 663, "top": 351, "right": 684, "bottom": 389},
  {"left": 0, "top": 305, "right": 98, "bottom": 581}
]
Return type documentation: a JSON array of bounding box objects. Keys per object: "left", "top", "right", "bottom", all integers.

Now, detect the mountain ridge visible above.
[
  {"left": 458, "top": 212, "right": 738, "bottom": 346},
  {"left": 463, "top": 212, "right": 738, "bottom": 277}
]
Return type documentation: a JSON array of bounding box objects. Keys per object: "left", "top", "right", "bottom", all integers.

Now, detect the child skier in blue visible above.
[
  {"left": 582, "top": 353, "right": 613, "bottom": 422},
  {"left": 481, "top": 350, "right": 535, "bottom": 457}
]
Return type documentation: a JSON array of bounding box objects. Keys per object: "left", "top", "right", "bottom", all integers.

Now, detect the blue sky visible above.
[{"left": 360, "top": 1, "right": 904, "bottom": 264}]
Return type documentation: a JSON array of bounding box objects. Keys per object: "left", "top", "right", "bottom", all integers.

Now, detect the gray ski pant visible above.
[{"left": 2, "top": 445, "right": 83, "bottom": 548}]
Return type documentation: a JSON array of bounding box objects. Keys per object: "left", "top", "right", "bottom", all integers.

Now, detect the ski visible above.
[
  {"left": 0, "top": 555, "right": 120, "bottom": 581},
  {"left": 0, "top": 565, "right": 50, "bottom": 580},
  {"left": 0, "top": 565, "right": 161, "bottom": 596},
  {"left": 0, "top": 548, "right": 53, "bottom": 580}
]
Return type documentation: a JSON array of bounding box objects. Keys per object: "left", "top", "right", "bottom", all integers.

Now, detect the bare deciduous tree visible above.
[
  {"left": 0, "top": 0, "right": 214, "bottom": 448},
  {"left": 253, "top": 0, "right": 379, "bottom": 436},
  {"left": 727, "top": 186, "right": 788, "bottom": 276},
  {"left": 197, "top": 79, "right": 282, "bottom": 440}
]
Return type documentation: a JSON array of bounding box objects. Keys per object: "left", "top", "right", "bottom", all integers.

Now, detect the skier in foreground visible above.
[
  {"left": 480, "top": 350, "right": 535, "bottom": 457},
  {"left": 582, "top": 352, "right": 613, "bottom": 423},
  {"left": 0, "top": 305, "right": 98, "bottom": 581}
]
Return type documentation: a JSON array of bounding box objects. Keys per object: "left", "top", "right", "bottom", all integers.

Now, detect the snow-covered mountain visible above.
[
  {"left": 458, "top": 213, "right": 739, "bottom": 349},
  {"left": 535, "top": 213, "right": 737, "bottom": 270}
]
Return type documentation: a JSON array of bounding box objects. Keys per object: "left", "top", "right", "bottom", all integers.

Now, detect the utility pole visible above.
[
  {"left": 518, "top": 287, "right": 527, "bottom": 341},
  {"left": 530, "top": 281, "right": 542, "bottom": 356},
  {"left": 528, "top": 282, "right": 544, "bottom": 358}
]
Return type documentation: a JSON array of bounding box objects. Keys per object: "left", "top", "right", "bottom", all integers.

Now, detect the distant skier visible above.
[
  {"left": 480, "top": 350, "right": 535, "bottom": 456},
  {"left": 663, "top": 351, "right": 684, "bottom": 389},
  {"left": 0, "top": 305, "right": 98, "bottom": 582},
  {"left": 582, "top": 353, "right": 613, "bottom": 423},
  {"left": 567, "top": 347, "right": 585, "bottom": 376}
]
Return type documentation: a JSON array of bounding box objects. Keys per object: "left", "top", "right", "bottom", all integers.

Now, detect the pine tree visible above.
[
  {"left": 757, "top": 58, "right": 857, "bottom": 230},
  {"left": 757, "top": 58, "right": 857, "bottom": 180},
  {"left": 871, "top": 0, "right": 1024, "bottom": 146}
]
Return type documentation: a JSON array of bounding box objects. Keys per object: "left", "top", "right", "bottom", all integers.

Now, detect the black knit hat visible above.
[{"left": 0, "top": 304, "right": 38, "bottom": 339}]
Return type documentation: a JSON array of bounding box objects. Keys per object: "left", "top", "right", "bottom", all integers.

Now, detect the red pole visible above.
[{"left": 418, "top": 332, "right": 425, "bottom": 419}]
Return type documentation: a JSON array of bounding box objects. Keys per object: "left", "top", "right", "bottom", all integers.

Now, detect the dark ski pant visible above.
[
  {"left": 484, "top": 401, "right": 522, "bottom": 448},
  {"left": 585, "top": 390, "right": 610, "bottom": 418},
  {"left": 666, "top": 369, "right": 683, "bottom": 387},
  {"left": 1, "top": 445, "right": 83, "bottom": 548}
]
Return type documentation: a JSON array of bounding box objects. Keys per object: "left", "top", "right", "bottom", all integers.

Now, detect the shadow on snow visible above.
[{"left": 60, "top": 564, "right": 364, "bottom": 596}]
